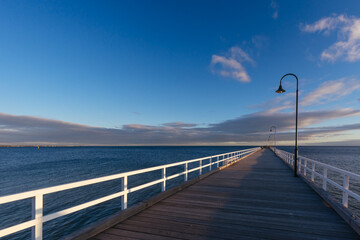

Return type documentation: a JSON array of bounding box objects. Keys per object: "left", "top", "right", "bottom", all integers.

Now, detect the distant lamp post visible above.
[
  {"left": 276, "top": 73, "right": 299, "bottom": 177},
  {"left": 267, "top": 135, "right": 271, "bottom": 148},
  {"left": 270, "top": 126, "right": 276, "bottom": 153}
]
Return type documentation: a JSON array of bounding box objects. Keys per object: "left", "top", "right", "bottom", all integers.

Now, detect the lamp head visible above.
[{"left": 275, "top": 84, "right": 286, "bottom": 93}]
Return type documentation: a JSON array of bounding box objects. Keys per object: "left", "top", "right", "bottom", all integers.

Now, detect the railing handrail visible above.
[
  {"left": 272, "top": 147, "right": 360, "bottom": 209},
  {"left": 0, "top": 147, "right": 260, "bottom": 240},
  {"left": 298, "top": 155, "right": 360, "bottom": 180}
]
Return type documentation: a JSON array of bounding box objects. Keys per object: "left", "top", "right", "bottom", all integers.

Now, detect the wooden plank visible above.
[
  {"left": 104, "top": 228, "right": 178, "bottom": 240},
  {"left": 138, "top": 208, "right": 351, "bottom": 231},
  {"left": 113, "top": 222, "right": 223, "bottom": 240},
  {"left": 148, "top": 202, "right": 343, "bottom": 222},
  {"left": 126, "top": 214, "right": 357, "bottom": 240},
  {"left": 113, "top": 218, "right": 344, "bottom": 240},
  {"left": 91, "top": 232, "right": 138, "bottom": 240}
]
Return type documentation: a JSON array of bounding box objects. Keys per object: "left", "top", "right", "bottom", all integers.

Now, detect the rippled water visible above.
[{"left": 0, "top": 146, "right": 359, "bottom": 239}]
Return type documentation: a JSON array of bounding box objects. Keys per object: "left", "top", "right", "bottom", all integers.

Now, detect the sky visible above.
[{"left": 0, "top": 0, "right": 360, "bottom": 146}]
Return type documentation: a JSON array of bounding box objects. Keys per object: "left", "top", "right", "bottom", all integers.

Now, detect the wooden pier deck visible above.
[{"left": 89, "top": 149, "right": 359, "bottom": 240}]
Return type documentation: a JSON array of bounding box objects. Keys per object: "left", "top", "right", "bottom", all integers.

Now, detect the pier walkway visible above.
[{"left": 90, "top": 149, "right": 359, "bottom": 240}]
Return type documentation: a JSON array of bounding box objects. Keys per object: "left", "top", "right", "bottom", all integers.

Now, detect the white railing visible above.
[
  {"left": 272, "top": 148, "right": 360, "bottom": 210},
  {"left": 0, "top": 147, "right": 260, "bottom": 240}
]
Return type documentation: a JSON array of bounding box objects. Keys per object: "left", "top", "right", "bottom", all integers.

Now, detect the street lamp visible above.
[
  {"left": 270, "top": 126, "right": 276, "bottom": 153},
  {"left": 276, "top": 73, "right": 299, "bottom": 177}
]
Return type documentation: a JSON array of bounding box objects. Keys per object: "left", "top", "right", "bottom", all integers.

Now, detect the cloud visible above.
[
  {"left": 162, "top": 122, "right": 197, "bottom": 128},
  {"left": 301, "top": 78, "right": 360, "bottom": 106},
  {"left": 210, "top": 47, "right": 254, "bottom": 82},
  {"left": 301, "top": 14, "right": 360, "bottom": 62},
  {"left": 1, "top": 78, "right": 359, "bottom": 146},
  {"left": 251, "top": 35, "right": 269, "bottom": 49},
  {"left": 0, "top": 105, "right": 360, "bottom": 146},
  {"left": 209, "top": 108, "right": 360, "bottom": 134},
  {"left": 270, "top": 1, "right": 278, "bottom": 19}
]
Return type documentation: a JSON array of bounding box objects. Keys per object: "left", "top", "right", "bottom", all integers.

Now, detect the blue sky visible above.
[{"left": 0, "top": 0, "right": 360, "bottom": 145}]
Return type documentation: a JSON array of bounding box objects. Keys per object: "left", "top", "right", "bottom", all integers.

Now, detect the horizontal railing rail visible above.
[
  {"left": 0, "top": 147, "right": 260, "bottom": 240},
  {"left": 271, "top": 147, "right": 360, "bottom": 211}
]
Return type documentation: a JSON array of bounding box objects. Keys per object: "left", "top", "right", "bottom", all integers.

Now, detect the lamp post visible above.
[
  {"left": 275, "top": 73, "right": 299, "bottom": 177},
  {"left": 267, "top": 135, "right": 271, "bottom": 148},
  {"left": 270, "top": 126, "right": 276, "bottom": 153}
]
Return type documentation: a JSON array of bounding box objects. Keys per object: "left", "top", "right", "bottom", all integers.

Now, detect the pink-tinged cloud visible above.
[
  {"left": 210, "top": 47, "right": 254, "bottom": 82},
  {"left": 302, "top": 78, "right": 360, "bottom": 106},
  {"left": 302, "top": 14, "right": 360, "bottom": 62}
]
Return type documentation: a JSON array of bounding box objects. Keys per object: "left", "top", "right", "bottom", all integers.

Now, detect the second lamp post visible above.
[{"left": 270, "top": 126, "right": 276, "bottom": 153}]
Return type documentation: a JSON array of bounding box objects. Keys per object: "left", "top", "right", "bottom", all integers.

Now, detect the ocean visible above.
[{"left": 0, "top": 146, "right": 359, "bottom": 239}]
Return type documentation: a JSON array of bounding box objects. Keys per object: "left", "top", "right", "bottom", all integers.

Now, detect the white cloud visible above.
[
  {"left": 210, "top": 47, "right": 254, "bottom": 82},
  {"left": 270, "top": 1, "right": 278, "bottom": 19},
  {"left": 302, "top": 14, "right": 360, "bottom": 62},
  {"left": 301, "top": 78, "right": 360, "bottom": 106}
]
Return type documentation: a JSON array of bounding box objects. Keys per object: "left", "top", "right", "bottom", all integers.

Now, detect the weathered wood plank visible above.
[
  {"left": 104, "top": 228, "right": 179, "bottom": 240},
  {"left": 135, "top": 210, "right": 354, "bottom": 236},
  {"left": 138, "top": 208, "right": 351, "bottom": 230}
]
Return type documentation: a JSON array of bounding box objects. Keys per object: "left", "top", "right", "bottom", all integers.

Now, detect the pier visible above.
[
  {"left": 1, "top": 147, "right": 359, "bottom": 239},
  {"left": 87, "top": 149, "right": 359, "bottom": 240}
]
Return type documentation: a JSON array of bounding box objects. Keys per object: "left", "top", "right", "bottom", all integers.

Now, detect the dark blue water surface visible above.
[{"left": 0, "top": 146, "right": 359, "bottom": 239}]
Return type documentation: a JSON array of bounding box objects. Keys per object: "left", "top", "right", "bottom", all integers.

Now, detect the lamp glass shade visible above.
[{"left": 275, "top": 85, "right": 286, "bottom": 93}]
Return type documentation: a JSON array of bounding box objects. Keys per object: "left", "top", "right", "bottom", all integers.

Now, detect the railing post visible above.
[
  {"left": 311, "top": 163, "right": 315, "bottom": 182},
  {"left": 217, "top": 156, "right": 219, "bottom": 168},
  {"left": 199, "top": 160, "right": 202, "bottom": 175},
  {"left": 322, "top": 168, "right": 328, "bottom": 190},
  {"left": 184, "top": 162, "right": 188, "bottom": 182},
  {"left": 209, "top": 157, "right": 212, "bottom": 171},
  {"left": 162, "top": 168, "right": 166, "bottom": 191},
  {"left": 304, "top": 159, "right": 307, "bottom": 176},
  {"left": 342, "top": 175, "right": 350, "bottom": 208},
  {"left": 32, "top": 194, "right": 43, "bottom": 240},
  {"left": 121, "top": 176, "right": 128, "bottom": 210}
]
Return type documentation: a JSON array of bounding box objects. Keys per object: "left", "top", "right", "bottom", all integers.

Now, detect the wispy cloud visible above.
[
  {"left": 210, "top": 47, "right": 254, "bottom": 82},
  {"left": 301, "top": 14, "right": 360, "bottom": 62},
  {"left": 162, "top": 122, "right": 197, "bottom": 128},
  {"left": 270, "top": 1, "right": 278, "bottom": 19},
  {"left": 251, "top": 35, "right": 269, "bottom": 49},
  {"left": 302, "top": 77, "right": 360, "bottom": 106}
]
